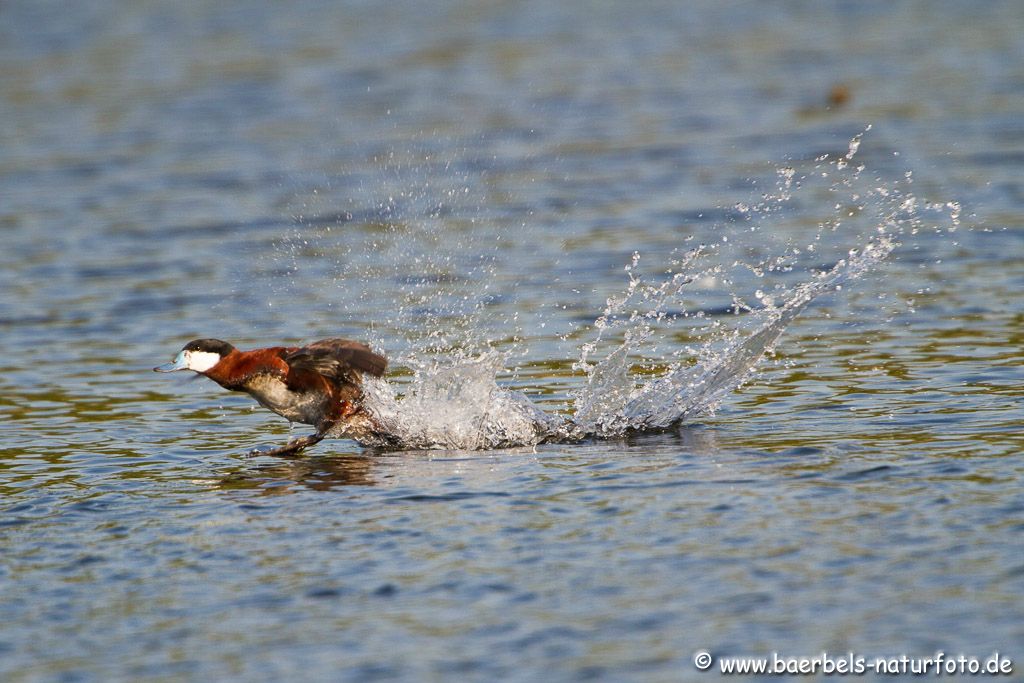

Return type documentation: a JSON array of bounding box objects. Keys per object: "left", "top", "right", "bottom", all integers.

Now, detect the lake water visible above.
[{"left": 2, "top": 1, "right": 1022, "bottom": 681}]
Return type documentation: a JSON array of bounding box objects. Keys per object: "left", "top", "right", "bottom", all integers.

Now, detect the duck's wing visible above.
[{"left": 282, "top": 338, "right": 387, "bottom": 379}]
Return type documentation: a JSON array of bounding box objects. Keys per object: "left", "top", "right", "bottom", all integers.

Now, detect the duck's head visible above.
[{"left": 154, "top": 339, "right": 236, "bottom": 373}]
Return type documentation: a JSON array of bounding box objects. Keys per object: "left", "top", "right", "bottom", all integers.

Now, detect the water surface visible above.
[{"left": 2, "top": 1, "right": 1022, "bottom": 680}]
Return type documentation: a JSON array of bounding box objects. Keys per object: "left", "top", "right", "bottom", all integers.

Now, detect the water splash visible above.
[
  {"left": 356, "top": 356, "right": 564, "bottom": 450},
  {"left": 570, "top": 236, "right": 895, "bottom": 437},
  {"left": 304, "top": 131, "right": 958, "bottom": 450},
  {"left": 353, "top": 234, "right": 894, "bottom": 449}
]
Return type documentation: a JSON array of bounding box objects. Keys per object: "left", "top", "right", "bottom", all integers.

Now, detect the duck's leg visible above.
[
  {"left": 247, "top": 432, "right": 324, "bottom": 458},
  {"left": 246, "top": 418, "right": 338, "bottom": 458}
]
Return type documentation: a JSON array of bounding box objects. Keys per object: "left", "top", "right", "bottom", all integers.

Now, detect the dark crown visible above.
[{"left": 182, "top": 339, "right": 236, "bottom": 356}]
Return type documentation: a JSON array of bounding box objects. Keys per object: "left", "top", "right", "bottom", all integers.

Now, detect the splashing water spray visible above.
[{"left": 283, "top": 130, "right": 961, "bottom": 450}]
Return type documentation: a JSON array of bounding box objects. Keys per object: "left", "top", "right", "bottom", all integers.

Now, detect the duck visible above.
[{"left": 154, "top": 337, "right": 387, "bottom": 456}]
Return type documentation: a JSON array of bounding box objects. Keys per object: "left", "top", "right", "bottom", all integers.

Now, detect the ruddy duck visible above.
[{"left": 155, "top": 337, "right": 387, "bottom": 456}]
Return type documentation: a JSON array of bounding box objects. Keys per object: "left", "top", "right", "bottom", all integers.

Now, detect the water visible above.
[{"left": 2, "top": 1, "right": 1023, "bottom": 681}]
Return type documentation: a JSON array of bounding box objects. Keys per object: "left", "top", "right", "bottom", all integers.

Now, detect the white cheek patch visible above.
[{"left": 186, "top": 350, "right": 222, "bottom": 372}]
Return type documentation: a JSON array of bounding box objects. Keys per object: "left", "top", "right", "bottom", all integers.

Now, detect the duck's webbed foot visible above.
[{"left": 247, "top": 432, "right": 325, "bottom": 458}]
